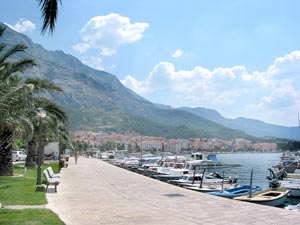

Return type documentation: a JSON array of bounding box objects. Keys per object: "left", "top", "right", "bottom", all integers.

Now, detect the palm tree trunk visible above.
[
  {"left": 25, "top": 140, "right": 37, "bottom": 168},
  {"left": 59, "top": 141, "right": 66, "bottom": 170},
  {"left": 0, "top": 129, "right": 14, "bottom": 176}
]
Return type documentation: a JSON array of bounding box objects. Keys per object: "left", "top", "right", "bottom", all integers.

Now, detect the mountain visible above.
[
  {"left": 0, "top": 24, "right": 258, "bottom": 140},
  {"left": 180, "top": 107, "right": 300, "bottom": 140}
]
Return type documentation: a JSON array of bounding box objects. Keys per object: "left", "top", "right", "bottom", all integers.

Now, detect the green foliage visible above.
[
  {"left": 12, "top": 138, "right": 26, "bottom": 150},
  {"left": 277, "top": 141, "right": 300, "bottom": 151}
]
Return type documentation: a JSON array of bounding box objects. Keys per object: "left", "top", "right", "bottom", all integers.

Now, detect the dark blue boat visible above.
[{"left": 208, "top": 185, "right": 262, "bottom": 199}]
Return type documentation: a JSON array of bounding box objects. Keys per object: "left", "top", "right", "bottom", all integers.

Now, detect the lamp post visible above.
[
  {"left": 36, "top": 110, "right": 46, "bottom": 185},
  {"left": 139, "top": 135, "right": 143, "bottom": 165}
]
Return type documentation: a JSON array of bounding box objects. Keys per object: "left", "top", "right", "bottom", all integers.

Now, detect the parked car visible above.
[{"left": 12, "top": 150, "right": 27, "bottom": 161}]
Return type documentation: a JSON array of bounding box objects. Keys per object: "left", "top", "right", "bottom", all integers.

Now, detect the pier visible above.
[{"left": 47, "top": 157, "right": 299, "bottom": 225}]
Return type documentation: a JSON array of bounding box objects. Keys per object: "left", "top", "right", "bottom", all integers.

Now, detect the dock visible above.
[{"left": 46, "top": 157, "right": 300, "bottom": 225}]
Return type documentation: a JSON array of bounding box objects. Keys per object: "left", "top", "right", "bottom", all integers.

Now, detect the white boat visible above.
[
  {"left": 168, "top": 174, "right": 203, "bottom": 185},
  {"left": 152, "top": 161, "right": 189, "bottom": 181},
  {"left": 169, "top": 173, "right": 238, "bottom": 187},
  {"left": 279, "top": 179, "right": 300, "bottom": 197},
  {"left": 184, "top": 183, "right": 239, "bottom": 193},
  {"left": 233, "top": 188, "right": 290, "bottom": 207}
]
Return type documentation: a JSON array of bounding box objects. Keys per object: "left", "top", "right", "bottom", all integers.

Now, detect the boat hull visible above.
[
  {"left": 234, "top": 188, "right": 290, "bottom": 207},
  {"left": 208, "top": 185, "right": 262, "bottom": 199}
]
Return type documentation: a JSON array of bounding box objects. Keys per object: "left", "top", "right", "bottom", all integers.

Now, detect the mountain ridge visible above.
[
  {"left": 179, "top": 107, "right": 299, "bottom": 140},
  {"left": 2, "top": 23, "right": 297, "bottom": 140}
]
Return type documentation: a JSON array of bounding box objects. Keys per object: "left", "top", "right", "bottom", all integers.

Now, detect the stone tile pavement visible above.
[{"left": 46, "top": 157, "right": 300, "bottom": 225}]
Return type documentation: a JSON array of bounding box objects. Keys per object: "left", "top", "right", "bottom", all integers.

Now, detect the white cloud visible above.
[
  {"left": 5, "top": 18, "right": 36, "bottom": 33},
  {"left": 72, "top": 43, "right": 90, "bottom": 53},
  {"left": 121, "top": 50, "right": 300, "bottom": 126},
  {"left": 73, "top": 13, "right": 149, "bottom": 55},
  {"left": 248, "top": 84, "right": 299, "bottom": 110},
  {"left": 100, "top": 48, "right": 116, "bottom": 56},
  {"left": 121, "top": 75, "right": 149, "bottom": 94},
  {"left": 81, "top": 56, "right": 104, "bottom": 70},
  {"left": 172, "top": 49, "right": 183, "bottom": 58}
]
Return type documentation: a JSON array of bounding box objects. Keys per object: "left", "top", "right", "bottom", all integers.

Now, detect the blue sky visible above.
[{"left": 2, "top": 0, "right": 300, "bottom": 127}]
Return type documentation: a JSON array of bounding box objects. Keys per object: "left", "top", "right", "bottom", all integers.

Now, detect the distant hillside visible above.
[
  {"left": 0, "top": 23, "right": 252, "bottom": 139},
  {"left": 180, "top": 107, "right": 300, "bottom": 140}
]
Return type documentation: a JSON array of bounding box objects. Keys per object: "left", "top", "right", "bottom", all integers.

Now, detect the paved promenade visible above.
[{"left": 46, "top": 157, "right": 300, "bottom": 225}]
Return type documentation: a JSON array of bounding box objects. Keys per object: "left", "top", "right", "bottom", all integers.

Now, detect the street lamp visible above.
[{"left": 36, "top": 109, "right": 46, "bottom": 186}]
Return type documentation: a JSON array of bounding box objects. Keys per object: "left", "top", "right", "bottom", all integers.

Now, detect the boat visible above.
[
  {"left": 152, "top": 161, "right": 189, "bottom": 181},
  {"left": 278, "top": 179, "right": 300, "bottom": 197},
  {"left": 267, "top": 168, "right": 300, "bottom": 197},
  {"left": 190, "top": 152, "right": 220, "bottom": 165},
  {"left": 167, "top": 173, "right": 203, "bottom": 185},
  {"left": 184, "top": 183, "right": 238, "bottom": 193},
  {"left": 170, "top": 173, "right": 238, "bottom": 187},
  {"left": 285, "top": 203, "right": 300, "bottom": 211},
  {"left": 208, "top": 185, "right": 262, "bottom": 199},
  {"left": 233, "top": 188, "right": 290, "bottom": 207},
  {"left": 273, "top": 158, "right": 300, "bottom": 173}
]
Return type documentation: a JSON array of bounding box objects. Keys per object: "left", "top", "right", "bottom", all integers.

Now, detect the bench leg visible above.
[
  {"left": 55, "top": 184, "right": 57, "bottom": 192},
  {"left": 45, "top": 184, "right": 49, "bottom": 193}
]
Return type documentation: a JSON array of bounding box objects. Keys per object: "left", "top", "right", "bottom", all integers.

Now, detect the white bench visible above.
[
  {"left": 46, "top": 166, "right": 62, "bottom": 178},
  {"left": 43, "top": 169, "right": 60, "bottom": 192}
]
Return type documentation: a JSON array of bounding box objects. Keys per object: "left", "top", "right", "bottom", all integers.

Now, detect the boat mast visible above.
[{"left": 248, "top": 170, "right": 253, "bottom": 198}]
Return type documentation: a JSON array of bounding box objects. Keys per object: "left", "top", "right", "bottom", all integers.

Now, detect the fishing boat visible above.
[
  {"left": 233, "top": 188, "right": 290, "bottom": 207},
  {"left": 208, "top": 185, "right": 262, "bottom": 199}
]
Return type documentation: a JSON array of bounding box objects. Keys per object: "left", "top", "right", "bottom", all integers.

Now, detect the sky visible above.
[{"left": 1, "top": 0, "right": 300, "bottom": 127}]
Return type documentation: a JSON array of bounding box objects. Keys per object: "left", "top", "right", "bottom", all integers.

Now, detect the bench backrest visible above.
[
  {"left": 47, "top": 167, "right": 55, "bottom": 177},
  {"left": 43, "top": 169, "right": 51, "bottom": 182}
]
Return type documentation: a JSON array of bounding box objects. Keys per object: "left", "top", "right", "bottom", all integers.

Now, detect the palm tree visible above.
[
  {"left": 0, "top": 27, "right": 36, "bottom": 176},
  {"left": 25, "top": 96, "right": 68, "bottom": 168},
  {"left": 37, "top": 0, "right": 62, "bottom": 34},
  {"left": 0, "top": 26, "right": 68, "bottom": 176}
]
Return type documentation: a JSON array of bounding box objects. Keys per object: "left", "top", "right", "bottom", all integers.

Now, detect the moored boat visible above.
[
  {"left": 183, "top": 183, "right": 238, "bottom": 193},
  {"left": 208, "top": 185, "right": 262, "bottom": 199},
  {"left": 278, "top": 179, "right": 300, "bottom": 197},
  {"left": 233, "top": 188, "right": 290, "bottom": 207}
]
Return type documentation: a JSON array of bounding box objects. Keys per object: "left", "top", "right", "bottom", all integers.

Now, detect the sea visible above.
[
  {"left": 216, "top": 152, "right": 281, "bottom": 189},
  {"left": 215, "top": 152, "right": 300, "bottom": 206}
]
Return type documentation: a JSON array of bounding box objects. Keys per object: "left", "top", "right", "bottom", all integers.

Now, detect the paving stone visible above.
[{"left": 46, "top": 157, "right": 300, "bottom": 225}]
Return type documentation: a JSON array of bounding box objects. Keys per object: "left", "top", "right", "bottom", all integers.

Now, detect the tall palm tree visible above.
[
  {"left": 0, "top": 26, "right": 68, "bottom": 175},
  {"left": 37, "top": 0, "right": 62, "bottom": 34},
  {"left": 25, "top": 96, "right": 68, "bottom": 168},
  {"left": 0, "top": 27, "right": 36, "bottom": 175}
]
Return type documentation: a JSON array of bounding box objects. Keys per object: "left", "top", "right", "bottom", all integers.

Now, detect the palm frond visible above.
[
  {"left": 37, "top": 0, "right": 62, "bottom": 35},
  {"left": 1, "top": 59, "right": 36, "bottom": 80},
  {"left": 0, "top": 44, "right": 28, "bottom": 65},
  {"left": 0, "top": 26, "right": 5, "bottom": 37},
  {"left": 24, "top": 77, "right": 63, "bottom": 93}
]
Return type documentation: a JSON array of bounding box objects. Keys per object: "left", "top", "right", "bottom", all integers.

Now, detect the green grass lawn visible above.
[
  {"left": 0, "top": 209, "right": 64, "bottom": 225},
  {"left": 0, "top": 162, "right": 65, "bottom": 225}
]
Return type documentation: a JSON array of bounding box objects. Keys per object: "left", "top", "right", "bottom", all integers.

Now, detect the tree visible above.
[
  {"left": 0, "top": 26, "right": 68, "bottom": 175},
  {"left": 37, "top": 0, "right": 62, "bottom": 34},
  {"left": 25, "top": 97, "right": 68, "bottom": 168}
]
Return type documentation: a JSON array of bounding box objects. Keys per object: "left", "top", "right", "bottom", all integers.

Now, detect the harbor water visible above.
[{"left": 216, "top": 152, "right": 281, "bottom": 189}]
